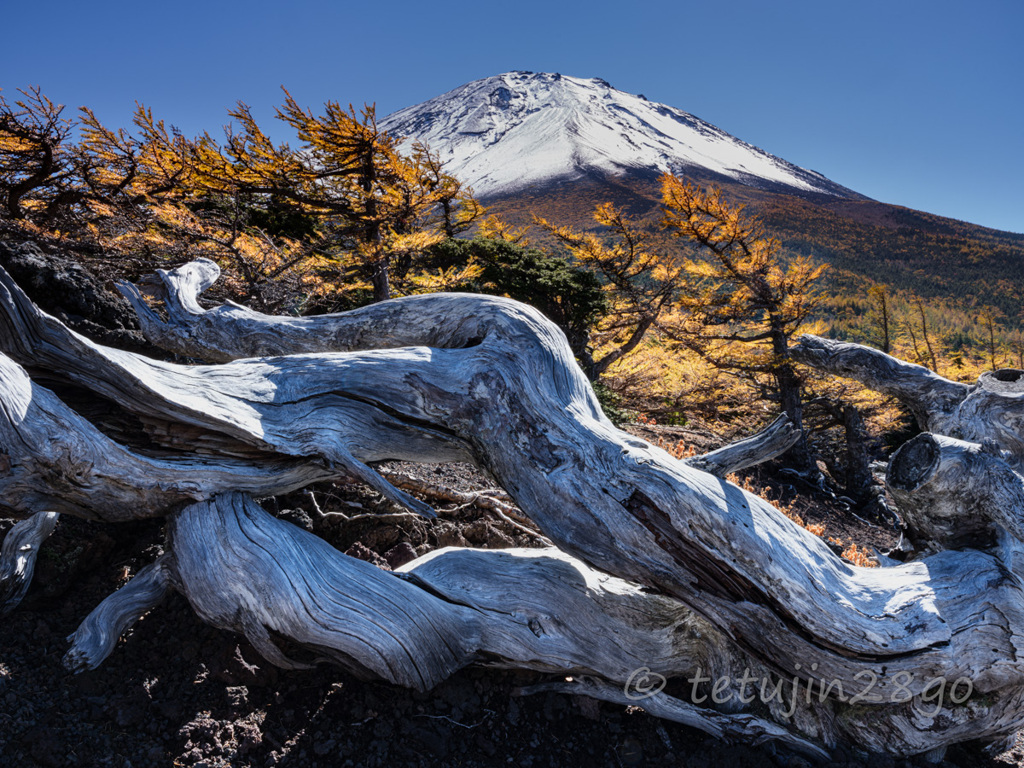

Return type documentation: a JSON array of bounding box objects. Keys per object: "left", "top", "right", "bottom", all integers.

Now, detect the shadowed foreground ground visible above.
[{"left": 2, "top": 462, "right": 1022, "bottom": 768}]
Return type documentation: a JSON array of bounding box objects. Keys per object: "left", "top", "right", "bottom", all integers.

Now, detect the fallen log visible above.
[{"left": 4, "top": 259, "right": 1024, "bottom": 758}]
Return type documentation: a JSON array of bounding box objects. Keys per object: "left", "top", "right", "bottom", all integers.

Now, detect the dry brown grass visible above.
[{"left": 655, "top": 435, "right": 697, "bottom": 459}]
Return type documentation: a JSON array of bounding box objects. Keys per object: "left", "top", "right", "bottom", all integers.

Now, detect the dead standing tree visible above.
[{"left": 3, "top": 259, "right": 1024, "bottom": 761}]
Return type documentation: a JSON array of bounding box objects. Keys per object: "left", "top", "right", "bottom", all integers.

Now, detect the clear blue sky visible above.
[{"left": 4, "top": 0, "right": 1021, "bottom": 232}]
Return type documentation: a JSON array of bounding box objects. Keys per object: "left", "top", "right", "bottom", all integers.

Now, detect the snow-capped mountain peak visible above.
[{"left": 381, "top": 71, "right": 857, "bottom": 200}]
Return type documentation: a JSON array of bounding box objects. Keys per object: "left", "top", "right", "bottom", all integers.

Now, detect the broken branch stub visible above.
[
  {"left": 888, "top": 432, "right": 1024, "bottom": 554},
  {"left": 0, "top": 510, "right": 59, "bottom": 615}
]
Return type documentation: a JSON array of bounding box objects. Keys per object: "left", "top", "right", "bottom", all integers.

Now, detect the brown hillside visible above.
[{"left": 484, "top": 170, "right": 1024, "bottom": 323}]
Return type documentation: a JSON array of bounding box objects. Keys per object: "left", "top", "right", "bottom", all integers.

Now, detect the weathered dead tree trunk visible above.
[{"left": 4, "top": 259, "right": 1024, "bottom": 760}]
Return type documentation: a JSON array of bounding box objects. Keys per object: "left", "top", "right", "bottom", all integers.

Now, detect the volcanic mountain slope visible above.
[
  {"left": 488, "top": 168, "right": 1024, "bottom": 323},
  {"left": 381, "top": 71, "right": 863, "bottom": 201},
  {"left": 384, "top": 72, "right": 1024, "bottom": 326}
]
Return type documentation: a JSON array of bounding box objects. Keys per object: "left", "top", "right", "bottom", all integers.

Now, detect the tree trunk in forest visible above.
[
  {"left": 370, "top": 257, "right": 391, "bottom": 302},
  {"left": 842, "top": 403, "right": 874, "bottom": 503},
  {"left": 771, "top": 326, "right": 816, "bottom": 478},
  {"left": 5, "top": 258, "right": 1024, "bottom": 761}
]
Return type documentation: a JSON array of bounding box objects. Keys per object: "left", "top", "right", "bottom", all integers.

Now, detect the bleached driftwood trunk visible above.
[{"left": 4, "top": 258, "right": 1024, "bottom": 760}]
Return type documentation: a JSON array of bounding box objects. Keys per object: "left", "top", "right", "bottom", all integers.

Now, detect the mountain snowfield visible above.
[{"left": 382, "top": 71, "right": 860, "bottom": 200}]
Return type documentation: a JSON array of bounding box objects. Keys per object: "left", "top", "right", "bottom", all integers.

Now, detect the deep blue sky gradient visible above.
[{"left": 4, "top": 0, "right": 1021, "bottom": 232}]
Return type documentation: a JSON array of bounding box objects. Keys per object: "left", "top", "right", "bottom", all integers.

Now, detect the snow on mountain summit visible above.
[{"left": 381, "top": 71, "right": 857, "bottom": 199}]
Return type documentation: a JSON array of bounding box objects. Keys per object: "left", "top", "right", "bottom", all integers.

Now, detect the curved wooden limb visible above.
[
  {"left": 162, "top": 492, "right": 827, "bottom": 757},
  {"left": 791, "top": 334, "right": 969, "bottom": 433},
  {"left": 0, "top": 351, "right": 339, "bottom": 521},
  {"left": 167, "top": 493, "right": 727, "bottom": 691},
  {"left": 684, "top": 414, "right": 800, "bottom": 477},
  {"left": 64, "top": 554, "right": 175, "bottom": 672},
  {"left": 116, "top": 259, "right": 287, "bottom": 362},
  {"left": 115, "top": 257, "right": 523, "bottom": 363},
  {"left": 0, "top": 510, "right": 59, "bottom": 614},
  {"left": 793, "top": 336, "right": 1024, "bottom": 474}
]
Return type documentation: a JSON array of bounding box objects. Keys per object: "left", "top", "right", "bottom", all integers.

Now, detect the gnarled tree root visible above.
[
  {"left": 88, "top": 492, "right": 832, "bottom": 758},
  {"left": 4, "top": 260, "right": 1024, "bottom": 757}
]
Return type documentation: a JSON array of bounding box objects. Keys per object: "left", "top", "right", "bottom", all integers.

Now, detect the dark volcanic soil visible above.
[{"left": 1, "top": 460, "right": 1022, "bottom": 768}]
